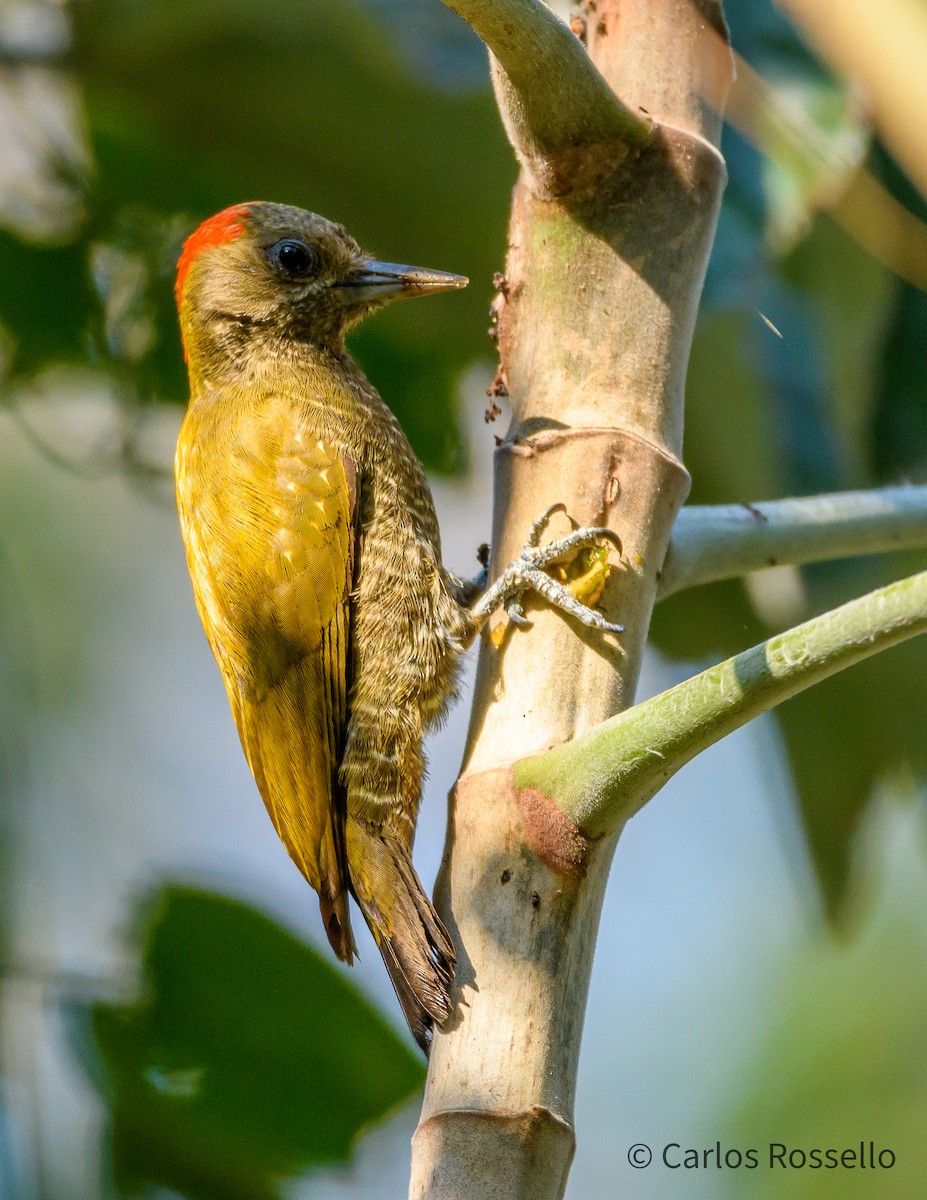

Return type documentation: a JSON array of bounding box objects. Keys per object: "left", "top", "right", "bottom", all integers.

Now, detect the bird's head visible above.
[{"left": 175, "top": 201, "right": 467, "bottom": 376}]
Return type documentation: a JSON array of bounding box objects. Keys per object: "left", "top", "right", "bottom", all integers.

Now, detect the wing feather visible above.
[{"left": 177, "top": 399, "right": 357, "bottom": 959}]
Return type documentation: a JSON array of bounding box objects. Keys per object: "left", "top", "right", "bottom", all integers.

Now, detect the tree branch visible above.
[
  {"left": 410, "top": 4, "right": 732, "bottom": 1197},
  {"left": 515, "top": 569, "right": 927, "bottom": 838},
  {"left": 440, "top": 0, "right": 649, "bottom": 163},
  {"left": 658, "top": 485, "right": 927, "bottom": 599}
]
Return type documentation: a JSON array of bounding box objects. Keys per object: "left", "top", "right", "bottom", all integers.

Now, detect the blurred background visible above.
[{"left": 0, "top": 0, "right": 925, "bottom": 1196}]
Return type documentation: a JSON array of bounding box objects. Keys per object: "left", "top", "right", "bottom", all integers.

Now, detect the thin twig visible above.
[{"left": 658, "top": 486, "right": 927, "bottom": 599}]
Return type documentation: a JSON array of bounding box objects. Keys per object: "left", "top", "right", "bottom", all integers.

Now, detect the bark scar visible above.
[{"left": 517, "top": 787, "right": 590, "bottom": 878}]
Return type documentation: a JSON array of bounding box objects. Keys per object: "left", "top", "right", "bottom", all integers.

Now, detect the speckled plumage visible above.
[{"left": 175, "top": 203, "right": 472, "bottom": 1048}]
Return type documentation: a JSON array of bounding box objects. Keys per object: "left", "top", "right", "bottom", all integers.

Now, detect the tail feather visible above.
[
  {"left": 319, "top": 783, "right": 355, "bottom": 964},
  {"left": 379, "top": 935, "right": 447, "bottom": 1054},
  {"left": 319, "top": 886, "right": 355, "bottom": 964},
  {"left": 348, "top": 825, "right": 456, "bottom": 1053}
]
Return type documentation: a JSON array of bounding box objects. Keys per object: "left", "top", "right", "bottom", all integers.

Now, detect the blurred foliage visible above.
[
  {"left": 1, "top": 0, "right": 911, "bottom": 912},
  {"left": 0, "top": 545, "right": 30, "bottom": 1186},
  {"left": 0, "top": 0, "right": 513, "bottom": 472},
  {"left": 0, "top": 0, "right": 920, "bottom": 906},
  {"left": 719, "top": 804, "right": 927, "bottom": 1198},
  {"left": 652, "top": 0, "right": 927, "bottom": 914},
  {"left": 70, "top": 886, "right": 424, "bottom": 1199}
]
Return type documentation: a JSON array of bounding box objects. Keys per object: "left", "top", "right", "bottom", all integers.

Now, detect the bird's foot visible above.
[{"left": 470, "top": 505, "right": 624, "bottom": 642}]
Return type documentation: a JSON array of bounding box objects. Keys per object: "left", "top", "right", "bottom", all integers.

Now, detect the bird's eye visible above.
[{"left": 267, "top": 239, "right": 320, "bottom": 279}]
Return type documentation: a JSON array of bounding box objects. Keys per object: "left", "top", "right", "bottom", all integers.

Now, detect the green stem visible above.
[
  {"left": 440, "top": 0, "right": 649, "bottom": 155},
  {"left": 515, "top": 569, "right": 927, "bottom": 837}
]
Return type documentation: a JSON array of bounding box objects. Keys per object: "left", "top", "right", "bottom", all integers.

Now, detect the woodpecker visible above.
[{"left": 174, "top": 202, "right": 621, "bottom": 1049}]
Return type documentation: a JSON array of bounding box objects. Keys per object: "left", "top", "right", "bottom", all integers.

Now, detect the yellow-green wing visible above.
[{"left": 177, "top": 400, "right": 357, "bottom": 959}]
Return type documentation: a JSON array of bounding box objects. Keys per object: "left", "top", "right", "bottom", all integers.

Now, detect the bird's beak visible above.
[{"left": 333, "top": 259, "right": 468, "bottom": 304}]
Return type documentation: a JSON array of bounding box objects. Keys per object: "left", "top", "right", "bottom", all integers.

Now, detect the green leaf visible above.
[
  {"left": 68, "top": 885, "right": 424, "bottom": 1200},
  {"left": 0, "top": 233, "right": 96, "bottom": 376},
  {"left": 776, "top": 553, "right": 927, "bottom": 913}
]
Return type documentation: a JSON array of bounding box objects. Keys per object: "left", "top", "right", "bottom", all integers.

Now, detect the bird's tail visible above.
[{"left": 346, "top": 819, "right": 456, "bottom": 1053}]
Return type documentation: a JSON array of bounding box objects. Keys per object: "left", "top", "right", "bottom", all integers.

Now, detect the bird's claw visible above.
[
  {"left": 505, "top": 597, "right": 531, "bottom": 628},
  {"left": 471, "top": 509, "right": 624, "bottom": 639},
  {"left": 525, "top": 503, "right": 567, "bottom": 549}
]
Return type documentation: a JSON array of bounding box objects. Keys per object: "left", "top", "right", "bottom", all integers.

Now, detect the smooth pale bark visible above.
[{"left": 410, "top": 3, "right": 733, "bottom": 1198}]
